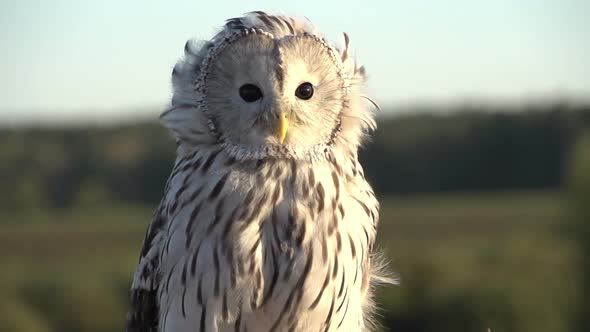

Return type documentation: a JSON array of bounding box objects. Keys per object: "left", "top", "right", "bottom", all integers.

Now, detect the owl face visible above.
[
  {"left": 203, "top": 32, "right": 346, "bottom": 154},
  {"left": 163, "top": 12, "right": 376, "bottom": 161}
]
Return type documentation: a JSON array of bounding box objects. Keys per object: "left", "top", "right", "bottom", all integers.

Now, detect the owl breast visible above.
[{"left": 157, "top": 146, "right": 379, "bottom": 332}]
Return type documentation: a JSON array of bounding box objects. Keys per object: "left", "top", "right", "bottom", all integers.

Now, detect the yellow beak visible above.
[{"left": 277, "top": 112, "right": 289, "bottom": 144}]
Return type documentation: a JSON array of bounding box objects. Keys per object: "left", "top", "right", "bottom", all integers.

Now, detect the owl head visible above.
[{"left": 162, "top": 11, "right": 377, "bottom": 161}]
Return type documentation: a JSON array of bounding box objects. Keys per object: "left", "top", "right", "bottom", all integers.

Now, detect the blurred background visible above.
[{"left": 1, "top": 1, "right": 589, "bottom": 331}]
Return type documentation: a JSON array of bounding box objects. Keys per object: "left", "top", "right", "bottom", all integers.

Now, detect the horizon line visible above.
[{"left": 2, "top": 96, "right": 589, "bottom": 129}]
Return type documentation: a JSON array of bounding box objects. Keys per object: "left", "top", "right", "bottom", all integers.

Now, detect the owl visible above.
[{"left": 127, "top": 11, "right": 393, "bottom": 332}]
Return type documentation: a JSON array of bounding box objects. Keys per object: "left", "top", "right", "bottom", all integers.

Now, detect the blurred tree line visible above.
[
  {"left": 362, "top": 102, "right": 590, "bottom": 193},
  {"left": 1, "top": 102, "right": 588, "bottom": 211}
]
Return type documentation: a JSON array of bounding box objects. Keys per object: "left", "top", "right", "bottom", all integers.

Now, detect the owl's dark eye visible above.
[
  {"left": 239, "top": 84, "right": 263, "bottom": 102},
  {"left": 295, "top": 82, "right": 314, "bottom": 100}
]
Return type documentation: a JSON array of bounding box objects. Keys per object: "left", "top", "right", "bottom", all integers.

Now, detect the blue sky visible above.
[{"left": 1, "top": 0, "right": 588, "bottom": 122}]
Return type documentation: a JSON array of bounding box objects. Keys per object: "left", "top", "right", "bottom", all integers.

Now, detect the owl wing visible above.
[{"left": 126, "top": 201, "right": 169, "bottom": 332}]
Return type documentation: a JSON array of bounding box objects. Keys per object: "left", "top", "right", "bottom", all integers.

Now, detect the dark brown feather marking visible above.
[
  {"left": 197, "top": 276, "right": 204, "bottom": 306},
  {"left": 331, "top": 171, "right": 340, "bottom": 199},
  {"left": 288, "top": 203, "right": 298, "bottom": 229},
  {"left": 249, "top": 238, "right": 261, "bottom": 256},
  {"left": 321, "top": 292, "right": 336, "bottom": 332},
  {"left": 201, "top": 149, "right": 221, "bottom": 173},
  {"left": 295, "top": 218, "right": 306, "bottom": 247},
  {"left": 184, "top": 39, "right": 195, "bottom": 55},
  {"left": 338, "top": 269, "right": 346, "bottom": 298},
  {"left": 126, "top": 289, "right": 159, "bottom": 332},
  {"left": 273, "top": 164, "right": 283, "bottom": 178},
  {"left": 283, "top": 17, "right": 295, "bottom": 34},
  {"left": 338, "top": 203, "right": 345, "bottom": 218},
  {"left": 181, "top": 288, "right": 187, "bottom": 318},
  {"left": 165, "top": 263, "right": 177, "bottom": 294},
  {"left": 161, "top": 303, "right": 170, "bottom": 332},
  {"left": 271, "top": 210, "right": 283, "bottom": 250},
  {"left": 337, "top": 295, "right": 350, "bottom": 328},
  {"left": 222, "top": 291, "right": 229, "bottom": 322},
  {"left": 271, "top": 183, "right": 281, "bottom": 204},
  {"left": 237, "top": 205, "right": 252, "bottom": 224},
  {"left": 249, "top": 257, "right": 257, "bottom": 275},
  {"left": 329, "top": 152, "right": 343, "bottom": 176},
  {"left": 225, "top": 156, "right": 236, "bottom": 167},
  {"left": 255, "top": 158, "right": 264, "bottom": 170},
  {"left": 181, "top": 159, "right": 193, "bottom": 172},
  {"left": 190, "top": 244, "right": 202, "bottom": 276},
  {"left": 301, "top": 178, "right": 310, "bottom": 199},
  {"left": 341, "top": 32, "right": 350, "bottom": 61},
  {"left": 256, "top": 12, "right": 274, "bottom": 28},
  {"left": 171, "top": 182, "right": 189, "bottom": 213},
  {"left": 337, "top": 286, "right": 348, "bottom": 313},
  {"left": 167, "top": 156, "right": 188, "bottom": 183},
  {"left": 267, "top": 15, "right": 284, "bottom": 30},
  {"left": 261, "top": 248, "right": 279, "bottom": 306},
  {"left": 316, "top": 183, "right": 325, "bottom": 213},
  {"left": 332, "top": 254, "right": 339, "bottom": 280},
  {"left": 140, "top": 261, "right": 151, "bottom": 280},
  {"left": 188, "top": 201, "right": 204, "bottom": 227},
  {"left": 220, "top": 206, "right": 239, "bottom": 243},
  {"left": 308, "top": 168, "right": 316, "bottom": 188},
  {"left": 214, "top": 248, "right": 220, "bottom": 297},
  {"left": 226, "top": 17, "right": 245, "bottom": 29},
  {"left": 290, "top": 159, "right": 297, "bottom": 186},
  {"left": 181, "top": 261, "right": 188, "bottom": 286},
  {"left": 187, "top": 187, "right": 204, "bottom": 205},
  {"left": 276, "top": 65, "right": 285, "bottom": 91},
  {"left": 200, "top": 306, "right": 207, "bottom": 332},
  {"left": 309, "top": 267, "right": 331, "bottom": 310},
  {"left": 351, "top": 157, "right": 358, "bottom": 177},
  {"left": 189, "top": 128, "right": 204, "bottom": 136},
  {"left": 209, "top": 173, "right": 229, "bottom": 200},
  {"left": 354, "top": 196, "right": 370, "bottom": 216},
  {"left": 185, "top": 201, "right": 204, "bottom": 248},
  {"left": 243, "top": 190, "right": 255, "bottom": 206},
  {"left": 321, "top": 237, "right": 328, "bottom": 263},
  {"left": 140, "top": 214, "right": 166, "bottom": 258},
  {"left": 363, "top": 226, "right": 370, "bottom": 248},
  {"left": 272, "top": 245, "right": 314, "bottom": 330},
  {"left": 348, "top": 234, "right": 357, "bottom": 259},
  {"left": 243, "top": 195, "right": 266, "bottom": 227},
  {"left": 206, "top": 197, "right": 227, "bottom": 235},
  {"left": 328, "top": 214, "right": 338, "bottom": 236}
]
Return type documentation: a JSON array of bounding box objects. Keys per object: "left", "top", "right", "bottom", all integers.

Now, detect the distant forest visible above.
[{"left": 1, "top": 102, "right": 589, "bottom": 211}]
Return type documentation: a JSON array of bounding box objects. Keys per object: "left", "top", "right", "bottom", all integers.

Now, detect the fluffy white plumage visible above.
[{"left": 127, "top": 11, "right": 393, "bottom": 332}]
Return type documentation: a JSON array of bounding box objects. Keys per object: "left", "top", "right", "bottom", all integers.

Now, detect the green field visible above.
[{"left": 0, "top": 190, "right": 578, "bottom": 332}]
